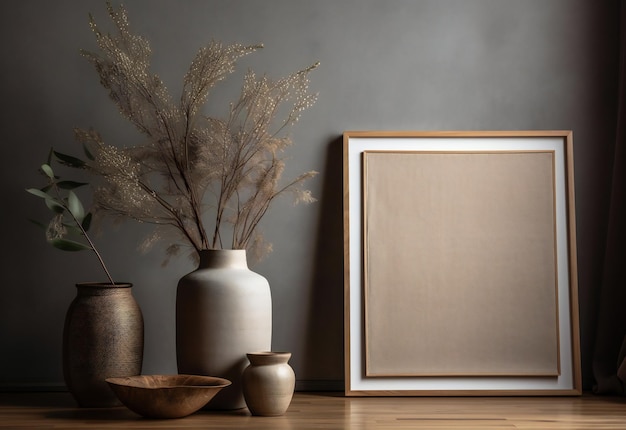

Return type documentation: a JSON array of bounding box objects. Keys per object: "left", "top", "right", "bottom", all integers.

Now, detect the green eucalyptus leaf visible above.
[
  {"left": 49, "top": 238, "right": 92, "bottom": 251},
  {"left": 82, "top": 212, "right": 93, "bottom": 231},
  {"left": 57, "top": 180, "right": 88, "bottom": 190},
  {"left": 45, "top": 198, "right": 66, "bottom": 214},
  {"left": 47, "top": 148, "right": 53, "bottom": 166},
  {"left": 41, "top": 164, "right": 54, "bottom": 179},
  {"left": 26, "top": 188, "right": 66, "bottom": 214},
  {"left": 67, "top": 191, "right": 85, "bottom": 221},
  {"left": 53, "top": 151, "right": 85, "bottom": 168},
  {"left": 25, "top": 188, "right": 54, "bottom": 200}
]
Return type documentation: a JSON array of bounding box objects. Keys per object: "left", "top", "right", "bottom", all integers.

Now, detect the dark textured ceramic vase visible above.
[
  {"left": 176, "top": 250, "right": 272, "bottom": 410},
  {"left": 63, "top": 282, "right": 144, "bottom": 408}
]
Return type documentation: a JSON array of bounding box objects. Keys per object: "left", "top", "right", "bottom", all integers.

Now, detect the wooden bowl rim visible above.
[{"left": 105, "top": 374, "right": 231, "bottom": 389}]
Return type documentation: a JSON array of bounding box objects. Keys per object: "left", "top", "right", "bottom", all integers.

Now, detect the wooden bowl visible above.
[{"left": 105, "top": 374, "right": 231, "bottom": 419}]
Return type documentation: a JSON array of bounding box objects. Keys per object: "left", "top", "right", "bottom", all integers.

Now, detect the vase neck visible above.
[
  {"left": 198, "top": 249, "right": 248, "bottom": 270},
  {"left": 75, "top": 282, "right": 132, "bottom": 296},
  {"left": 246, "top": 352, "right": 291, "bottom": 365}
]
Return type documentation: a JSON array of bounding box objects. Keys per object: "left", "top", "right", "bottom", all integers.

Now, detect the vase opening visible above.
[
  {"left": 246, "top": 352, "right": 291, "bottom": 366},
  {"left": 76, "top": 282, "right": 132, "bottom": 288}
]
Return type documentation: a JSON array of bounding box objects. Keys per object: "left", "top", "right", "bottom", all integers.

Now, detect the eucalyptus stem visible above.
[
  {"left": 50, "top": 182, "right": 116, "bottom": 286},
  {"left": 66, "top": 208, "right": 116, "bottom": 286}
]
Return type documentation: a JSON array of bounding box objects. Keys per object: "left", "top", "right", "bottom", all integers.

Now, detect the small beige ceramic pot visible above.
[{"left": 242, "top": 352, "right": 295, "bottom": 416}]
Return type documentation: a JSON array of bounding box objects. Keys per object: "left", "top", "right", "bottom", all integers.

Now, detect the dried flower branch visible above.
[{"left": 77, "top": 2, "right": 318, "bottom": 262}]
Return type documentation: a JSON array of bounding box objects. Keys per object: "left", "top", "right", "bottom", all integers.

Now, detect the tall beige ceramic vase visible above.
[
  {"left": 63, "top": 282, "right": 144, "bottom": 408},
  {"left": 176, "top": 249, "right": 272, "bottom": 410}
]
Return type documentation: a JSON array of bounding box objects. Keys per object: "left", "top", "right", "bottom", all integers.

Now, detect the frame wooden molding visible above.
[{"left": 343, "top": 131, "right": 581, "bottom": 396}]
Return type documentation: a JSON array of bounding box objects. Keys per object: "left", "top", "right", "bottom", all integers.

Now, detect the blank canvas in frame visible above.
[
  {"left": 344, "top": 131, "right": 581, "bottom": 396},
  {"left": 364, "top": 151, "right": 558, "bottom": 377}
]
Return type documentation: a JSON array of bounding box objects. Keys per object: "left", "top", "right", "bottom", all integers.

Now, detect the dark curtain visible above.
[{"left": 592, "top": 0, "right": 626, "bottom": 395}]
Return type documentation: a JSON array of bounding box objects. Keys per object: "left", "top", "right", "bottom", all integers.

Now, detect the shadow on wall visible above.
[{"left": 301, "top": 136, "right": 345, "bottom": 390}]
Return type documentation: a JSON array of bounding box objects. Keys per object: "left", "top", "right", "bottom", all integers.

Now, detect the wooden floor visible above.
[{"left": 2, "top": 391, "right": 626, "bottom": 429}]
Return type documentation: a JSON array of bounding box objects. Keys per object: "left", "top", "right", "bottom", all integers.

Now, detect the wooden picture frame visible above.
[{"left": 343, "top": 131, "right": 581, "bottom": 396}]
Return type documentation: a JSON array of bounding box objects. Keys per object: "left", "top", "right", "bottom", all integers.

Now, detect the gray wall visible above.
[{"left": 0, "top": 0, "right": 618, "bottom": 390}]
